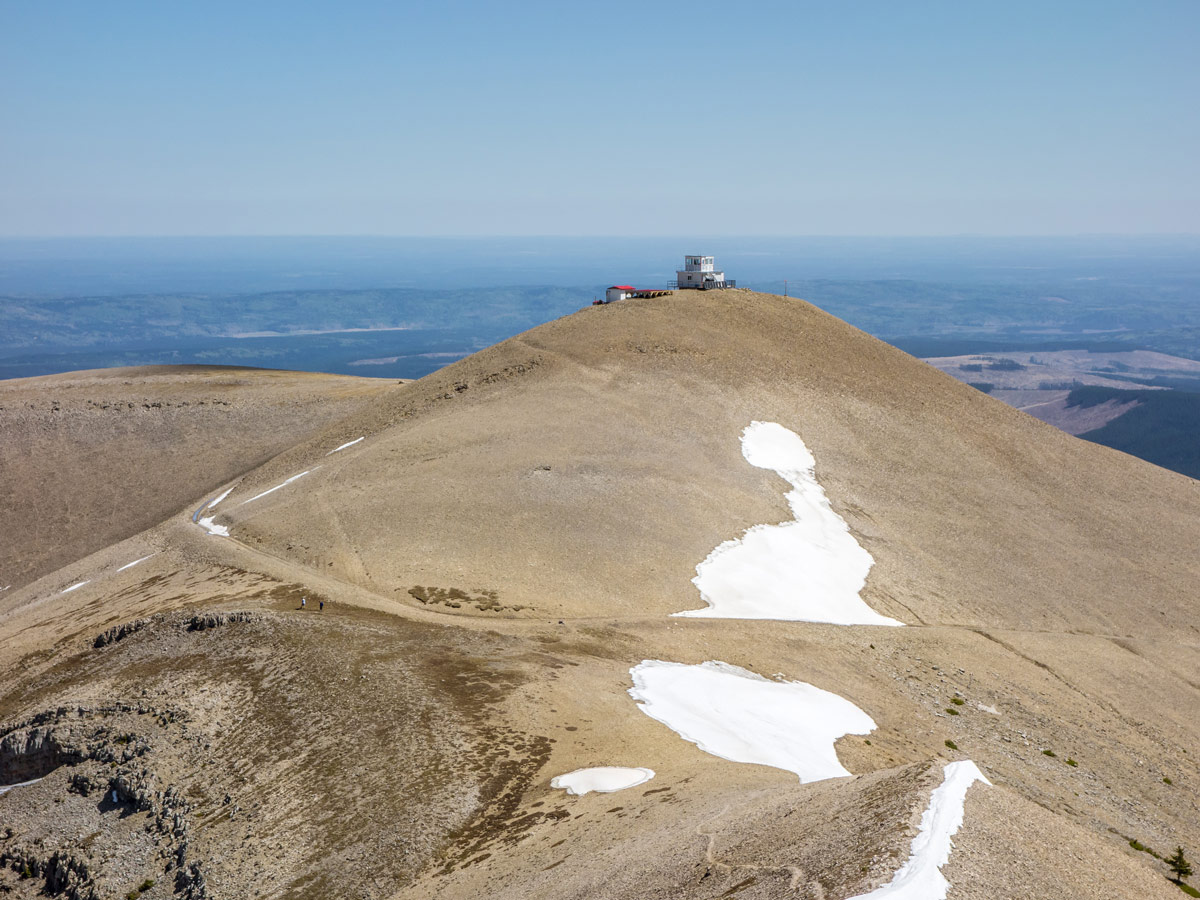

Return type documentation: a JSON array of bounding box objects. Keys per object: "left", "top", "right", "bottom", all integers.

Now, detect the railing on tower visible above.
[{"left": 667, "top": 280, "right": 735, "bottom": 290}]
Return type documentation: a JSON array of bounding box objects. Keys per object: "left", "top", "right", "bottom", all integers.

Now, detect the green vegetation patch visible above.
[
  {"left": 1130, "top": 838, "right": 1163, "bottom": 860},
  {"left": 408, "top": 585, "right": 527, "bottom": 613},
  {"left": 986, "top": 358, "right": 1026, "bottom": 371}
]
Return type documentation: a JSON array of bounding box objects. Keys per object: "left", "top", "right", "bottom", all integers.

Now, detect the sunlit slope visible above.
[
  {"left": 2, "top": 294, "right": 1198, "bottom": 900},
  {"left": 0, "top": 366, "right": 398, "bottom": 591},
  {"left": 213, "top": 290, "right": 1200, "bottom": 635}
]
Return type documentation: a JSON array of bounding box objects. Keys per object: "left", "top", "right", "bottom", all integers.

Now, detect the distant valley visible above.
[{"left": 925, "top": 349, "right": 1200, "bottom": 478}]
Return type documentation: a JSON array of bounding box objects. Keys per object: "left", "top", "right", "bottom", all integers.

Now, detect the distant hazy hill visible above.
[
  {"left": 6, "top": 234, "right": 1200, "bottom": 383},
  {"left": 923, "top": 349, "right": 1200, "bottom": 478},
  {"left": 0, "top": 286, "right": 592, "bottom": 380},
  {"left": 0, "top": 286, "right": 588, "bottom": 351}
]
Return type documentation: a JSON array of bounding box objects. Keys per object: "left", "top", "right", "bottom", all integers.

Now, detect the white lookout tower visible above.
[{"left": 672, "top": 254, "right": 734, "bottom": 290}]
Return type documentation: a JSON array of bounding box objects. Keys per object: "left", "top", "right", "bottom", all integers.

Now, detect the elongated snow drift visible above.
[
  {"left": 676, "top": 421, "right": 902, "bottom": 625},
  {"left": 0, "top": 777, "right": 43, "bottom": 796},
  {"left": 848, "top": 760, "right": 991, "bottom": 900},
  {"left": 241, "top": 470, "right": 313, "bottom": 505}
]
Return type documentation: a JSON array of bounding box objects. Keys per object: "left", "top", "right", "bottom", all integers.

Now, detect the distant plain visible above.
[{"left": 4, "top": 235, "right": 1200, "bottom": 475}]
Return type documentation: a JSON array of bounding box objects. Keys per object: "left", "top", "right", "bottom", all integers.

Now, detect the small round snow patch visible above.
[
  {"left": 550, "top": 767, "right": 655, "bottom": 796},
  {"left": 197, "top": 516, "right": 230, "bottom": 537}
]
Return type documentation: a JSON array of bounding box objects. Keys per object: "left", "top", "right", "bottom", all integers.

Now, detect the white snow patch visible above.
[
  {"left": 192, "top": 484, "right": 238, "bottom": 534},
  {"left": 847, "top": 760, "right": 990, "bottom": 900},
  {"left": 628, "top": 660, "right": 875, "bottom": 783},
  {"left": 240, "top": 470, "right": 314, "bottom": 505},
  {"left": 192, "top": 485, "right": 235, "bottom": 523},
  {"left": 675, "top": 421, "right": 902, "bottom": 625},
  {"left": 551, "top": 767, "right": 655, "bottom": 795},
  {"left": 207, "top": 485, "right": 235, "bottom": 509},
  {"left": 0, "top": 777, "right": 43, "bottom": 796},
  {"left": 60, "top": 581, "right": 89, "bottom": 595},
  {"left": 327, "top": 437, "right": 364, "bottom": 455},
  {"left": 117, "top": 554, "right": 155, "bottom": 572},
  {"left": 197, "top": 516, "right": 229, "bottom": 537}
]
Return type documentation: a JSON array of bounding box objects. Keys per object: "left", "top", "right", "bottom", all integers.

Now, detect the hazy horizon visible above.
[
  {"left": 3, "top": 2, "right": 1197, "bottom": 237},
  {"left": 4, "top": 234, "right": 1200, "bottom": 388},
  {"left": 5, "top": 234, "right": 1200, "bottom": 297}
]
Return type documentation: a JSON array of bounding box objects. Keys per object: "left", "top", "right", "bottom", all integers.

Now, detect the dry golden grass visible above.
[{"left": 1, "top": 293, "right": 1197, "bottom": 900}]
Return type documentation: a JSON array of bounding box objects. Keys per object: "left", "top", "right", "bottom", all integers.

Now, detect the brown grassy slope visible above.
[
  {"left": 0, "top": 568, "right": 551, "bottom": 900},
  {"left": 1, "top": 295, "right": 1198, "bottom": 900},
  {"left": 0, "top": 366, "right": 400, "bottom": 591},
  {"left": 214, "top": 290, "right": 1200, "bottom": 637},
  {"left": 2, "top": 562, "right": 1194, "bottom": 900},
  {"left": 386, "top": 613, "right": 1195, "bottom": 900}
]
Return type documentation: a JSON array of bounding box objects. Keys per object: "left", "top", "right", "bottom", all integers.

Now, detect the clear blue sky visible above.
[{"left": 2, "top": 1, "right": 1197, "bottom": 236}]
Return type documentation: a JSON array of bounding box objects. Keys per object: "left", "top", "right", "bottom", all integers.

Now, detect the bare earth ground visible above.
[{"left": 1, "top": 292, "right": 1197, "bottom": 900}]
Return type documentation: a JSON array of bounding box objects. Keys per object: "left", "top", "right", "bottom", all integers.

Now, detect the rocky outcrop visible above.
[
  {"left": 0, "top": 703, "right": 209, "bottom": 899},
  {"left": 92, "top": 618, "right": 151, "bottom": 648},
  {"left": 0, "top": 846, "right": 99, "bottom": 900},
  {"left": 184, "top": 610, "right": 260, "bottom": 632}
]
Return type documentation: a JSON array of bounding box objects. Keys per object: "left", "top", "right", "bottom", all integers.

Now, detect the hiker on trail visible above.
[
  {"left": 319, "top": 600, "right": 324, "bottom": 611},
  {"left": 301, "top": 597, "right": 306, "bottom": 609}
]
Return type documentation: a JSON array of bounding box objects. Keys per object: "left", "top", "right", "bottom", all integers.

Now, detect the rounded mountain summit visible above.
[
  {"left": 217, "top": 288, "right": 1200, "bottom": 634},
  {"left": 1, "top": 289, "right": 1196, "bottom": 900}
]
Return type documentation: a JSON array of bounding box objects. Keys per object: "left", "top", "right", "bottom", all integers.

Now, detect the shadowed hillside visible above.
[{"left": 1072, "top": 385, "right": 1200, "bottom": 479}]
